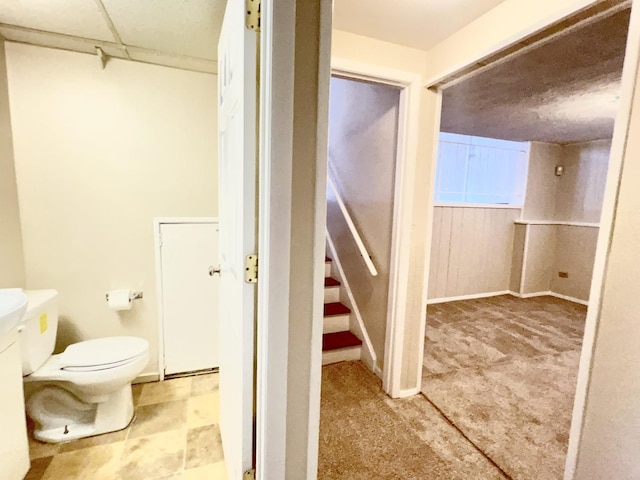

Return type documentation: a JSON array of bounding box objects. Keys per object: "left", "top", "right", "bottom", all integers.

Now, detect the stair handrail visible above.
[{"left": 327, "top": 173, "right": 378, "bottom": 277}]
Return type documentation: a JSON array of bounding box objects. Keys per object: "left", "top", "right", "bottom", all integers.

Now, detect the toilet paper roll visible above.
[{"left": 107, "top": 289, "right": 132, "bottom": 311}]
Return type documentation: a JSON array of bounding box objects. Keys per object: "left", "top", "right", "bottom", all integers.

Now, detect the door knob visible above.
[{"left": 209, "top": 266, "right": 221, "bottom": 276}]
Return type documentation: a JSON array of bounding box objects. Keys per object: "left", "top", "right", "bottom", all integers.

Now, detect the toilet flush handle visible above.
[{"left": 208, "top": 266, "right": 221, "bottom": 276}]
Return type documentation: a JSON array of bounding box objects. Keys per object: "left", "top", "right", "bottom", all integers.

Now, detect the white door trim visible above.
[
  {"left": 255, "top": 2, "right": 294, "bottom": 477},
  {"left": 256, "top": 1, "right": 332, "bottom": 479},
  {"left": 331, "top": 57, "right": 422, "bottom": 398},
  {"left": 565, "top": 3, "right": 640, "bottom": 478},
  {"left": 153, "top": 217, "right": 218, "bottom": 381}
]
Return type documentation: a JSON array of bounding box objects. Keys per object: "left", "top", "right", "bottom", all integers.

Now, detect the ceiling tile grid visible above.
[{"left": 0, "top": 0, "right": 225, "bottom": 73}]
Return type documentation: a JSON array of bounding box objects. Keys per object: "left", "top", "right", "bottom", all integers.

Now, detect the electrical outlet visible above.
[{"left": 558, "top": 271, "right": 569, "bottom": 278}]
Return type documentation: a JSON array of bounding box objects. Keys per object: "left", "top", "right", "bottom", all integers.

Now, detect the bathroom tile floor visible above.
[{"left": 24, "top": 372, "right": 226, "bottom": 480}]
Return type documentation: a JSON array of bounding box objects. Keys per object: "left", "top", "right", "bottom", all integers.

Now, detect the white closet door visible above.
[{"left": 161, "top": 222, "right": 219, "bottom": 375}]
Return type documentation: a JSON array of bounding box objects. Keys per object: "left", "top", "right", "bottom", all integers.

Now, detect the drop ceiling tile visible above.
[
  {"left": 127, "top": 46, "right": 217, "bottom": 74},
  {"left": 0, "top": 25, "right": 127, "bottom": 59},
  {"left": 0, "top": 0, "right": 116, "bottom": 42},
  {"left": 101, "top": 0, "right": 225, "bottom": 60}
]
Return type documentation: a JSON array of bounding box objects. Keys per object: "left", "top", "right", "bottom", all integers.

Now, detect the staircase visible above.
[{"left": 322, "top": 256, "right": 362, "bottom": 365}]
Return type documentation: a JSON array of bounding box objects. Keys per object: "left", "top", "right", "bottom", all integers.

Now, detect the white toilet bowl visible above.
[{"left": 18, "top": 291, "right": 150, "bottom": 443}]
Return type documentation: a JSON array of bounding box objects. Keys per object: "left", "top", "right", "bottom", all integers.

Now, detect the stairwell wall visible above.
[{"left": 326, "top": 76, "right": 400, "bottom": 372}]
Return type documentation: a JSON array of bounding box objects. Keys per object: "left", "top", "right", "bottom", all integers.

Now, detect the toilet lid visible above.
[{"left": 61, "top": 336, "right": 149, "bottom": 369}]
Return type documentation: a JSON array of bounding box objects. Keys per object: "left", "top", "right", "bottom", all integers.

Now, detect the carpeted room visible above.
[{"left": 319, "top": 6, "right": 631, "bottom": 480}]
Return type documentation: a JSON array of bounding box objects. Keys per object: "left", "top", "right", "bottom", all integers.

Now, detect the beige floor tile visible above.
[
  {"left": 24, "top": 456, "right": 54, "bottom": 480},
  {"left": 41, "top": 441, "right": 124, "bottom": 480},
  {"left": 187, "top": 392, "right": 219, "bottom": 428},
  {"left": 59, "top": 428, "right": 128, "bottom": 453},
  {"left": 190, "top": 373, "right": 219, "bottom": 397},
  {"left": 128, "top": 399, "right": 188, "bottom": 438},
  {"left": 185, "top": 425, "right": 224, "bottom": 469},
  {"left": 184, "top": 462, "right": 227, "bottom": 480},
  {"left": 138, "top": 377, "right": 193, "bottom": 406},
  {"left": 132, "top": 383, "right": 144, "bottom": 406},
  {"left": 28, "top": 436, "right": 60, "bottom": 460},
  {"left": 119, "top": 430, "right": 187, "bottom": 480}
]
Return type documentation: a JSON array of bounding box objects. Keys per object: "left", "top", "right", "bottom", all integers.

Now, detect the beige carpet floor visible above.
[
  {"left": 422, "top": 295, "right": 587, "bottom": 480},
  {"left": 319, "top": 361, "right": 508, "bottom": 480}
]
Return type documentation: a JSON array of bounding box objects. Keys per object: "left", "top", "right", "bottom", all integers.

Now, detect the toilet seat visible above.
[
  {"left": 25, "top": 336, "right": 150, "bottom": 381},
  {"left": 59, "top": 337, "right": 148, "bottom": 371}
]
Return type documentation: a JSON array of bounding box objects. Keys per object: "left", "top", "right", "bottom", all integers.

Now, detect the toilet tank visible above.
[{"left": 18, "top": 290, "right": 59, "bottom": 375}]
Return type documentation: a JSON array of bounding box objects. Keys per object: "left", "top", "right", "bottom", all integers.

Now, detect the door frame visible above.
[
  {"left": 416, "top": 1, "right": 640, "bottom": 479},
  {"left": 331, "top": 58, "right": 422, "bottom": 398},
  {"left": 255, "top": 1, "right": 333, "bottom": 479},
  {"left": 153, "top": 217, "right": 218, "bottom": 381}
]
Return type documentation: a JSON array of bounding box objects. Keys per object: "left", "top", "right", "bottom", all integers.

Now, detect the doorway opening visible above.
[{"left": 421, "top": 6, "right": 632, "bottom": 479}]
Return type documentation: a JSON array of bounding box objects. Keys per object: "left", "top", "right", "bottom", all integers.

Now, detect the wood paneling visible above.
[
  {"left": 551, "top": 225, "right": 598, "bottom": 301},
  {"left": 522, "top": 225, "right": 557, "bottom": 294},
  {"left": 428, "top": 206, "right": 520, "bottom": 300},
  {"left": 510, "top": 224, "right": 526, "bottom": 293}
]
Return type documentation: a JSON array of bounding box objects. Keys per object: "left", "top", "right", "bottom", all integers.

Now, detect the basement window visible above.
[{"left": 434, "top": 132, "right": 529, "bottom": 207}]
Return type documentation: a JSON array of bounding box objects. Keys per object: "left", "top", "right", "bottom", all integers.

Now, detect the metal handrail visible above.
[{"left": 327, "top": 173, "right": 378, "bottom": 277}]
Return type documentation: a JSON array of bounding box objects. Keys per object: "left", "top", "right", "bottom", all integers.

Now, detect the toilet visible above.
[{"left": 17, "top": 289, "right": 149, "bottom": 443}]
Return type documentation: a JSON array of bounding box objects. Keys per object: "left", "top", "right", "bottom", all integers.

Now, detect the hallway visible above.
[{"left": 319, "top": 361, "right": 507, "bottom": 479}]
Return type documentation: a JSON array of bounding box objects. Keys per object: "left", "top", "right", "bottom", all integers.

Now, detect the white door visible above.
[
  {"left": 218, "top": 0, "right": 258, "bottom": 478},
  {"left": 160, "top": 222, "right": 219, "bottom": 375}
]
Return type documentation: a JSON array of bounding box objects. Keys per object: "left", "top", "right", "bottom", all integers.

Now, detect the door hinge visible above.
[
  {"left": 243, "top": 469, "right": 256, "bottom": 480},
  {"left": 245, "top": 254, "right": 258, "bottom": 284},
  {"left": 158, "top": 232, "right": 163, "bottom": 248},
  {"left": 245, "top": 0, "right": 261, "bottom": 32}
]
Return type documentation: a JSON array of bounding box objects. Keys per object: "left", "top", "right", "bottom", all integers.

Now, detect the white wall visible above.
[
  {"left": 0, "top": 41, "right": 25, "bottom": 288},
  {"left": 6, "top": 43, "right": 217, "bottom": 378},
  {"left": 556, "top": 140, "right": 611, "bottom": 223},
  {"left": 327, "top": 76, "right": 400, "bottom": 370},
  {"left": 523, "top": 142, "right": 562, "bottom": 220}
]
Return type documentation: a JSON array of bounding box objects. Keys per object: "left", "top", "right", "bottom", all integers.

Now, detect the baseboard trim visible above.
[
  {"left": 398, "top": 387, "right": 421, "bottom": 398},
  {"left": 373, "top": 365, "right": 383, "bottom": 379},
  {"left": 428, "top": 290, "right": 589, "bottom": 306},
  {"left": 509, "top": 290, "right": 589, "bottom": 306},
  {"left": 133, "top": 373, "right": 160, "bottom": 384},
  {"left": 510, "top": 291, "right": 551, "bottom": 299},
  {"left": 427, "top": 290, "right": 511, "bottom": 305},
  {"left": 548, "top": 292, "right": 589, "bottom": 306}
]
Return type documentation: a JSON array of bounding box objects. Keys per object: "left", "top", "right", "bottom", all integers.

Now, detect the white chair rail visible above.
[{"left": 326, "top": 173, "right": 378, "bottom": 277}]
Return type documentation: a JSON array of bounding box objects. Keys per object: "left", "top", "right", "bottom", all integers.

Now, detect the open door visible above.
[{"left": 217, "top": 0, "right": 258, "bottom": 478}]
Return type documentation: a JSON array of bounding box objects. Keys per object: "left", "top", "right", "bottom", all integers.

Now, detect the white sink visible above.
[{"left": 0, "top": 289, "right": 28, "bottom": 339}]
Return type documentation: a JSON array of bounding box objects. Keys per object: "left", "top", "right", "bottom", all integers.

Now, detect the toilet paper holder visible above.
[{"left": 105, "top": 291, "right": 143, "bottom": 302}]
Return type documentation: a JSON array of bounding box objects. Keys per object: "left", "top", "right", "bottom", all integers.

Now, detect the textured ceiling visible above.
[
  {"left": 441, "top": 8, "right": 631, "bottom": 145},
  {"left": 333, "top": 0, "right": 507, "bottom": 51},
  {"left": 0, "top": 0, "right": 226, "bottom": 74}
]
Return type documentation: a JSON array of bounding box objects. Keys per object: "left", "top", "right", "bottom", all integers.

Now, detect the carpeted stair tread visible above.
[
  {"left": 322, "top": 331, "right": 362, "bottom": 351},
  {"left": 324, "top": 302, "right": 350, "bottom": 316},
  {"left": 324, "top": 277, "right": 340, "bottom": 287},
  {"left": 325, "top": 256, "right": 332, "bottom": 262}
]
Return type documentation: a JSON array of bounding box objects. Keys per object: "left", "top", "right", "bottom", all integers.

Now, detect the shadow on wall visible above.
[{"left": 54, "top": 315, "right": 83, "bottom": 353}]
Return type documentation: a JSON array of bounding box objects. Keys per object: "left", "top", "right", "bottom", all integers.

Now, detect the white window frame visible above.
[{"left": 434, "top": 133, "right": 530, "bottom": 208}]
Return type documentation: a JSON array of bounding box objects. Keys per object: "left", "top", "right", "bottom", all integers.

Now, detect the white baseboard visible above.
[
  {"left": 509, "top": 290, "right": 589, "bottom": 306},
  {"left": 133, "top": 373, "right": 160, "bottom": 384},
  {"left": 427, "top": 290, "right": 511, "bottom": 305},
  {"left": 373, "top": 364, "right": 383, "bottom": 379},
  {"left": 398, "top": 387, "right": 421, "bottom": 398},
  {"left": 548, "top": 292, "right": 589, "bottom": 306},
  {"left": 428, "top": 290, "right": 589, "bottom": 306},
  {"left": 510, "top": 290, "right": 551, "bottom": 299}
]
